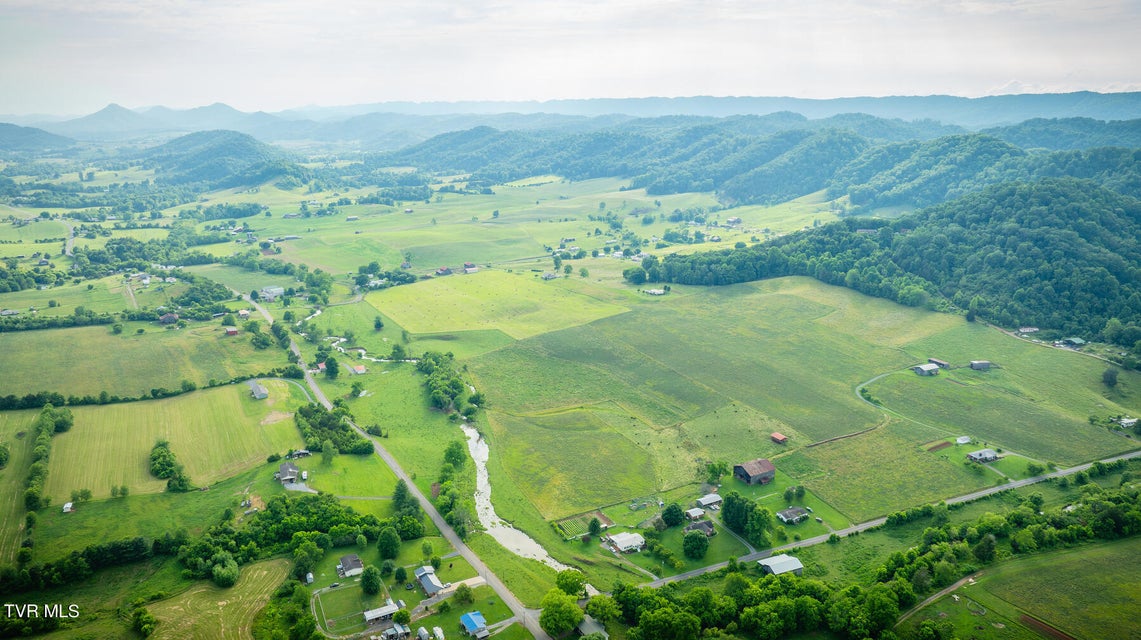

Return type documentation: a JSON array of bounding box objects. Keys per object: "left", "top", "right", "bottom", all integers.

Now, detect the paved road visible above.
[
  {"left": 268, "top": 300, "right": 550, "bottom": 640},
  {"left": 646, "top": 448, "right": 1141, "bottom": 588}
]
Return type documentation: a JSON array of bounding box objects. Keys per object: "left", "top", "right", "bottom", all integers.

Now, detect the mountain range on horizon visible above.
[{"left": 0, "top": 91, "right": 1139, "bottom": 148}]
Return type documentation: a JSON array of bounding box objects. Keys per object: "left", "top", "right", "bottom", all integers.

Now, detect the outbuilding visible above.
[
  {"left": 608, "top": 532, "right": 645, "bottom": 553},
  {"left": 758, "top": 554, "right": 804, "bottom": 576},
  {"left": 733, "top": 459, "right": 776, "bottom": 485},
  {"left": 696, "top": 493, "right": 723, "bottom": 508},
  {"left": 970, "top": 360, "right": 991, "bottom": 370},
  {"left": 912, "top": 363, "right": 940, "bottom": 376}
]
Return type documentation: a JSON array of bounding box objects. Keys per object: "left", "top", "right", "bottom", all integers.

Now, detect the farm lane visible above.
[
  {"left": 646, "top": 448, "right": 1141, "bottom": 588},
  {"left": 895, "top": 571, "right": 982, "bottom": 626},
  {"left": 288, "top": 321, "right": 549, "bottom": 639}
]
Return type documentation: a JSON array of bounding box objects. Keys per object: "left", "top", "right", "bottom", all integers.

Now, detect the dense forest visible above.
[{"left": 627, "top": 179, "right": 1141, "bottom": 347}]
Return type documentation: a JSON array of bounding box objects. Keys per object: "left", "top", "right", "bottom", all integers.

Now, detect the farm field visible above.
[
  {"left": 866, "top": 326, "right": 1139, "bottom": 465},
  {"left": 0, "top": 321, "right": 291, "bottom": 398},
  {"left": 900, "top": 538, "right": 1141, "bottom": 640},
  {"left": 368, "top": 269, "right": 629, "bottom": 340},
  {"left": 42, "top": 381, "right": 306, "bottom": 500},
  {"left": 32, "top": 462, "right": 288, "bottom": 563},
  {"left": 149, "top": 558, "right": 291, "bottom": 640},
  {"left": 291, "top": 452, "right": 399, "bottom": 497},
  {"left": 186, "top": 263, "right": 302, "bottom": 295},
  {"left": 0, "top": 410, "right": 38, "bottom": 564}
]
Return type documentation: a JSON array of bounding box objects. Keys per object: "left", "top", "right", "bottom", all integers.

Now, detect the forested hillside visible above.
[
  {"left": 0, "top": 123, "right": 74, "bottom": 152},
  {"left": 631, "top": 179, "right": 1141, "bottom": 345},
  {"left": 379, "top": 115, "right": 1141, "bottom": 207},
  {"left": 137, "top": 130, "right": 305, "bottom": 189}
]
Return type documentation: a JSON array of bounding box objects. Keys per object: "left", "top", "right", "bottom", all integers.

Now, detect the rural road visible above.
[
  {"left": 258, "top": 297, "right": 550, "bottom": 640},
  {"left": 645, "top": 448, "right": 1141, "bottom": 588}
]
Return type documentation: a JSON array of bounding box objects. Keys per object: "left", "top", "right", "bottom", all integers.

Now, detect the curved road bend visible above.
[
  {"left": 647, "top": 448, "right": 1141, "bottom": 588},
  {"left": 250, "top": 295, "right": 550, "bottom": 639}
]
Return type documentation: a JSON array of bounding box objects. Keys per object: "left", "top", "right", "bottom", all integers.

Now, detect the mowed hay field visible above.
[
  {"left": 0, "top": 322, "right": 288, "bottom": 398},
  {"left": 149, "top": 558, "right": 291, "bottom": 640},
  {"left": 489, "top": 409, "right": 656, "bottom": 519},
  {"left": 369, "top": 269, "right": 629, "bottom": 339},
  {"left": 0, "top": 411, "right": 38, "bottom": 564},
  {"left": 43, "top": 381, "right": 305, "bottom": 499}
]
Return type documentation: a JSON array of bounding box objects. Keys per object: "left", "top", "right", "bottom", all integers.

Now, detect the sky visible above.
[{"left": 1, "top": 0, "right": 1139, "bottom": 116}]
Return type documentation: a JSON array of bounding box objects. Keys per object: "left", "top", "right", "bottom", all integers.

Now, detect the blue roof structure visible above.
[{"left": 460, "top": 611, "right": 487, "bottom": 633}]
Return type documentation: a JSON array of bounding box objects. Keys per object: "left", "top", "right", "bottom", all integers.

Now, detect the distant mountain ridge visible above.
[
  {"left": 136, "top": 130, "right": 303, "bottom": 189},
  {"left": 28, "top": 91, "right": 1141, "bottom": 146}
]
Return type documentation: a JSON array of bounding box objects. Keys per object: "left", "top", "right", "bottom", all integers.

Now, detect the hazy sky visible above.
[{"left": 1, "top": 0, "right": 1138, "bottom": 115}]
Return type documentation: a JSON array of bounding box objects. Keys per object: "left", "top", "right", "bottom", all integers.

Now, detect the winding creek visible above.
[{"left": 460, "top": 423, "right": 572, "bottom": 572}]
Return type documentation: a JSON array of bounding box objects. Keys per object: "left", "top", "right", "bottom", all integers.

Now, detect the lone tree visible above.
[
  {"left": 683, "top": 530, "right": 710, "bottom": 559},
  {"left": 1103, "top": 367, "right": 1119, "bottom": 388},
  {"left": 539, "top": 588, "right": 584, "bottom": 637},
  {"left": 661, "top": 503, "right": 685, "bottom": 527},
  {"left": 454, "top": 583, "right": 474, "bottom": 604},
  {"left": 588, "top": 517, "right": 603, "bottom": 537},
  {"left": 377, "top": 526, "right": 400, "bottom": 560},
  {"left": 555, "top": 569, "right": 586, "bottom": 597},
  {"left": 361, "top": 565, "right": 382, "bottom": 595},
  {"left": 321, "top": 438, "right": 335, "bottom": 464}
]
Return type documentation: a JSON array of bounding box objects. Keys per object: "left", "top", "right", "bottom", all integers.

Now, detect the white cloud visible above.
[{"left": 0, "top": 0, "right": 1138, "bottom": 114}]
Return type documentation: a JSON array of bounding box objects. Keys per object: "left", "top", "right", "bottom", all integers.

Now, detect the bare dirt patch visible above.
[
  {"left": 1020, "top": 615, "right": 1076, "bottom": 640},
  {"left": 249, "top": 494, "right": 266, "bottom": 510},
  {"left": 927, "top": 440, "right": 953, "bottom": 453},
  {"left": 260, "top": 411, "right": 292, "bottom": 425}
]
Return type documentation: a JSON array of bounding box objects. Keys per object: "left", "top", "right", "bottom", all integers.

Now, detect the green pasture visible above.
[
  {"left": 489, "top": 409, "right": 656, "bottom": 519},
  {"left": 680, "top": 402, "right": 803, "bottom": 464},
  {"left": 464, "top": 534, "right": 558, "bottom": 608},
  {"left": 32, "top": 463, "right": 286, "bottom": 563},
  {"left": 42, "top": 381, "right": 305, "bottom": 500},
  {"left": 0, "top": 410, "right": 38, "bottom": 564},
  {"left": 986, "top": 453, "right": 1045, "bottom": 480},
  {"left": 0, "top": 321, "right": 291, "bottom": 398},
  {"left": 314, "top": 581, "right": 391, "bottom": 635},
  {"left": 292, "top": 453, "right": 399, "bottom": 497},
  {"left": 406, "top": 329, "right": 516, "bottom": 360},
  {"left": 0, "top": 218, "right": 69, "bottom": 245},
  {"left": 369, "top": 270, "right": 628, "bottom": 340},
  {"left": 68, "top": 226, "right": 170, "bottom": 252},
  {"left": 631, "top": 522, "right": 751, "bottom": 578},
  {"left": 185, "top": 263, "right": 301, "bottom": 295},
  {"left": 901, "top": 538, "right": 1141, "bottom": 640},
  {"left": 149, "top": 558, "right": 291, "bottom": 640},
  {"left": 0, "top": 274, "right": 140, "bottom": 316},
  {"left": 723, "top": 190, "right": 841, "bottom": 237},
  {"left": 723, "top": 471, "right": 853, "bottom": 534},
  {"left": 777, "top": 423, "right": 994, "bottom": 522},
  {"left": 866, "top": 357, "right": 1136, "bottom": 465}
]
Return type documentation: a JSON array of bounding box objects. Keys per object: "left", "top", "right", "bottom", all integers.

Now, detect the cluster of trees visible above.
[
  {"left": 251, "top": 579, "right": 320, "bottom": 640},
  {"left": 22, "top": 404, "right": 72, "bottom": 511},
  {"left": 416, "top": 351, "right": 482, "bottom": 417},
  {"left": 149, "top": 440, "right": 192, "bottom": 492},
  {"left": 352, "top": 261, "right": 418, "bottom": 289},
  {"left": 293, "top": 403, "right": 373, "bottom": 454},
  {"left": 1, "top": 535, "right": 153, "bottom": 595},
  {"left": 435, "top": 441, "right": 474, "bottom": 538},
  {"left": 0, "top": 306, "right": 117, "bottom": 333},
  {"left": 721, "top": 491, "right": 774, "bottom": 548},
  {"left": 177, "top": 202, "right": 265, "bottom": 221}
]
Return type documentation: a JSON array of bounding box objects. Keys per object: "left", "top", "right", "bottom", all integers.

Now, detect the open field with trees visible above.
[
  {"left": 0, "top": 410, "right": 38, "bottom": 564},
  {"left": 900, "top": 538, "right": 1141, "bottom": 640},
  {"left": 0, "top": 322, "right": 291, "bottom": 398},
  {"left": 42, "top": 382, "right": 305, "bottom": 499},
  {"left": 149, "top": 558, "right": 291, "bottom": 639}
]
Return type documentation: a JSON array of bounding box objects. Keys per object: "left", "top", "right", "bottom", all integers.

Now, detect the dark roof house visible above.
[
  {"left": 276, "top": 461, "right": 299, "bottom": 483},
  {"left": 340, "top": 553, "right": 364, "bottom": 577},
  {"left": 776, "top": 506, "right": 810, "bottom": 524},
  {"left": 683, "top": 520, "right": 716, "bottom": 537}
]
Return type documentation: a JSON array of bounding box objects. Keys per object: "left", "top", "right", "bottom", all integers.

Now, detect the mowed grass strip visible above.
[
  {"left": 369, "top": 270, "right": 628, "bottom": 340},
  {"left": 780, "top": 423, "right": 993, "bottom": 522},
  {"left": 43, "top": 381, "right": 304, "bottom": 499},
  {"left": 490, "top": 409, "right": 657, "bottom": 519},
  {"left": 0, "top": 411, "right": 38, "bottom": 564},
  {"left": 0, "top": 322, "right": 289, "bottom": 398},
  {"left": 149, "top": 558, "right": 291, "bottom": 640}
]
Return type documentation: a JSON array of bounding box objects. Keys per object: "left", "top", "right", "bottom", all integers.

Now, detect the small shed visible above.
[
  {"left": 970, "top": 360, "right": 991, "bottom": 370},
  {"left": 912, "top": 363, "right": 940, "bottom": 376},
  {"left": 758, "top": 554, "right": 804, "bottom": 576},
  {"left": 62, "top": 502, "right": 74, "bottom": 513},
  {"left": 771, "top": 432, "right": 789, "bottom": 444},
  {"left": 432, "top": 627, "right": 445, "bottom": 640},
  {"left": 225, "top": 327, "right": 239, "bottom": 336},
  {"left": 696, "top": 493, "right": 723, "bottom": 508},
  {"left": 955, "top": 436, "right": 972, "bottom": 445},
  {"left": 363, "top": 601, "right": 399, "bottom": 623},
  {"left": 928, "top": 358, "right": 950, "bottom": 368},
  {"left": 305, "top": 572, "right": 314, "bottom": 584}
]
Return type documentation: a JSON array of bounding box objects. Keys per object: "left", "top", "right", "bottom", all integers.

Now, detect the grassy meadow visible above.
[
  {"left": 899, "top": 537, "right": 1141, "bottom": 640},
  {"left": 42, "top": 381, "right": 306, "bottom": 500},
  {"left": 0, "top": 410, "right": 39, "bottom": 564},
  {"left": 0, "top": 321, "right": 291, "bottom": 398},
  {"left": 149, "top": 558, "right": 291, "bottom": 640}
]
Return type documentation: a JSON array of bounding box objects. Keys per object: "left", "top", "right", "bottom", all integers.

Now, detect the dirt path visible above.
[{"left": 895, "top": 572, "right": 981, "bottom": 625}]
